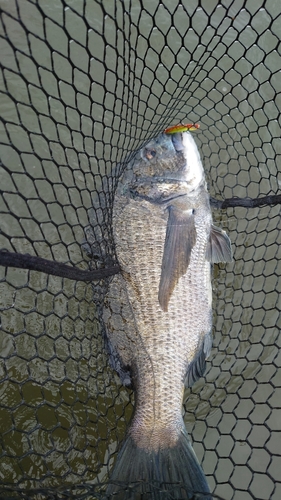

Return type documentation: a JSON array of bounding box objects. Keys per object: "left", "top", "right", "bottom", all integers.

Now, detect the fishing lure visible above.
[{"left": 164, "top": 123, "right": 200, "bottom": 134}]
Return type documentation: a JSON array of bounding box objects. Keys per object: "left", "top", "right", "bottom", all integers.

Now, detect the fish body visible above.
[{"left": 104, "top": 132, "right": 232, "bottom": 498}]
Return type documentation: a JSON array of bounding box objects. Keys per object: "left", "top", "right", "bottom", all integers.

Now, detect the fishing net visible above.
[{"left": 0, "top": 0, "right": 281, "bottom": 498}]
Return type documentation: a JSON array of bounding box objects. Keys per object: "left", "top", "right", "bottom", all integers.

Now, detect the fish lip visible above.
[
  {"left": 171, "top": 132, "right": 184, "bottom": 152},
  {"left": 132, "top": 175, "right": 188, "bottom": 184},
  {"left": 157, "top": 192, "right": 188, "bottom": 204},
  {"left": 129, "top": 187, "right": 188, "bottom": 204}
]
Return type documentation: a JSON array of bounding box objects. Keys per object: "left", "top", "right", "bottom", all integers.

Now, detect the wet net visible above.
[{"left": 0, "top": 0, "right": 281, "bottom": 499}]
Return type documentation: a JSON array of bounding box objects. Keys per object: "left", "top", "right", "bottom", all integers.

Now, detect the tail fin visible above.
[{"left": 105, "top": 430, "right": 211, "bottom": 499}]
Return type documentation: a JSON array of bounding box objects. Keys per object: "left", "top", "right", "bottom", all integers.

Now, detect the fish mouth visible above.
[{"left": 171, "top": 132, "right": 184, "bottom": 152}]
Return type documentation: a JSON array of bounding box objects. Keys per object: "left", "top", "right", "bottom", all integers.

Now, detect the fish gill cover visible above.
[{"left": 0, "top": 0, "right": 281, "bottom": 499}]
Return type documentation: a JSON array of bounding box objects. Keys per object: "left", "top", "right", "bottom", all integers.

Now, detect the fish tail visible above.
[{"left": 105, "top": 430, "right": 211, "bottom": 499}]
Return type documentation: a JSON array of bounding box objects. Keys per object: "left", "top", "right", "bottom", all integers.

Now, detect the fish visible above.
[{"left": 102, "top": 131, "right": 232, "bottom": 499}]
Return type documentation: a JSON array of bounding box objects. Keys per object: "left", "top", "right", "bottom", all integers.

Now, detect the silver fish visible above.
[{"left": 104, "top": 131, "right": 232, "bottom": 499}]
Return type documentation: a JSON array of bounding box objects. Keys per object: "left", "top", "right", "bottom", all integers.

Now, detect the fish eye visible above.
[{"left": 145, "top": 149, "right": 156, "bottom": 160}]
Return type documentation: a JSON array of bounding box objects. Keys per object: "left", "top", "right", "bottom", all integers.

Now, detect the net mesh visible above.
[{"left": 0, "top": 0, "right": 281, "bottom": 498}]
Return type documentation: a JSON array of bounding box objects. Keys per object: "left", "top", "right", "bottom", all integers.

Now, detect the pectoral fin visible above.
[
  {"left": 206, "top": 224, "right": 232, "bottom": 263},
  {"left": 158, "top": 207, "right": 196, "bottom": 312}
]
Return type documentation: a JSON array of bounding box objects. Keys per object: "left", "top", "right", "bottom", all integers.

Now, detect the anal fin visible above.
[
  {"left": 185, "top": 349, "right": 207, "bottom": 387},
  {"left": 184, "top": 332, "right": 212, "bottom": 387}
]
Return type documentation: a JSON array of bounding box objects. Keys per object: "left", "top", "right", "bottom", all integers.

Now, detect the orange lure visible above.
[{"left": 164, "top": 123, "right": 200, "bottom": 134}]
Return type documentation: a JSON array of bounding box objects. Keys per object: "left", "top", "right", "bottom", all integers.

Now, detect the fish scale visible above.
[{"left": 106, "top": 200, "right": 211, "bottom": 452}]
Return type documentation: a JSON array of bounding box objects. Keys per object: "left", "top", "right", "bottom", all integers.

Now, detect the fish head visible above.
[
  {"left": 126, "top": 132, "right": 205, "bottom": 200},
  {"left": 133, "top": 132, "right": 204, "bottom": 186},
  {"left": 131, "top": 133, "right": 185, "bottom": 178}
]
